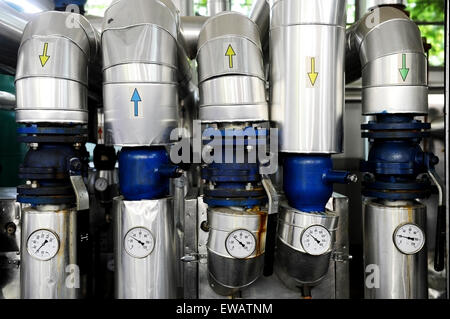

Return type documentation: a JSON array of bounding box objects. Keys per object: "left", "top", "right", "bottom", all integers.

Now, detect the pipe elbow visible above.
[{"left": 346, "top": 7, "right": 428, "bottom": 115}]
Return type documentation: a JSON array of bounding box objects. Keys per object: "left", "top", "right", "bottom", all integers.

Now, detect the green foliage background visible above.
[{"left": 407, "top": 0, "right": 445, "bottom": 66}]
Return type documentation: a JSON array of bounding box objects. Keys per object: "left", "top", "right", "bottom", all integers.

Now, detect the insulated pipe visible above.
[
  {"left": 197, "top": 11, "right": 268, "bottom": 123},
  {"left": 102, "top": 0, "right": 191, "bottom": 146},
  {"left": 15, "top": 11, "right": 98, "bottom": 124},
  {"left": 0, "top": 1, "right": 29, "bottom": 73},
  {"left": 346, "top": 6, "right": 427, "bottom": 114},
  {"left": 179, "top": 16, "right": 208, "bottom": 59},
  {"left": 207, "top": 0, "right": 230, "bottom": 16},
  {"left": 270, "top": 0, "right": 346, "bottom": 154}
]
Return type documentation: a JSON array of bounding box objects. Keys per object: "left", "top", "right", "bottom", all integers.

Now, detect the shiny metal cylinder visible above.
[
  {"left": 275, "top": 203, "right": 338, "bottom": 288},
  {"left": 207, "top": 0, "right": 230, "bottom": 16},
  {"left": 20, "top": 204, "right": 78, "bottom": 299},
  {"left": 363, "top": 199, "right": 427, "bottom": 299},
  {"left": 206, "top": 207, "right": 267, "bottom": 295},
  {"left": 102, "top": 0, "right": 180, "bottom": 146},
  {"left": 114, "top": 197, "right": 177, "bottom": 299},
  {"left": 348, "top": 7, "right": 428, "bottom": 114},
  {"left": 270, "top": 0, "right": 346, "bottom": 153},
  {"left": 14, "top": 11, "right": 97, "bottom": 124},
  {"left": 197, "top": 12, "right": 268, "bottom": 123}
]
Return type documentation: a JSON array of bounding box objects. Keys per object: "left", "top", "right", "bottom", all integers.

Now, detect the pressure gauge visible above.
[
  {"left": 393, "top": 223, "right": 425, "bottom": 255},
  {"left": 225, "top": 229, "right": 256, "bottom": 259},
  {"left": 300, "top": 225, "right": 332, "bottom": 256},
  {"left": 124, "top": 227, "right": 155, "bottom": 258},
  {"left": 27, "top": 229, "right": 60, "bottom": 261},
  {"left": 94, "top": 177, "right": 108, "bottom": 192}
]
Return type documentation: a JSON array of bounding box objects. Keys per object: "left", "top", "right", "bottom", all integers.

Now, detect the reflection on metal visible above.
[
  {"left": 275, "top": 202, "right": 339, "bottom": 288},
  {"left": 14, "top": 11, "right": 97, "bottom": 124},
  {"left": 346, "top": 6, "right": 427, "bottom": 114},
  {"left": 197, "top": 12, "right": 268, "bottom": 122},
  {"left": 207, "top": 0, "right": 230, "bottom": 16},
  {"left": 113, "top": 197, "right": 177, "bottom": 299},
  {"left": 102, "top": 0, "right": 180, "bottom": 146},
  {"left": 206, "top": 206, "right": 267, "bottom": 295},
  {"left": 270, "top": 0, "right": 346, "bottom": 153},
  {"left": 363, "top": 199, "right": 428, "bottom": 299},
  {"left": 20, "top": 204, "right": 78, "bottom": 299},
  {"left": 0, "top": 188, "right": 20, "bottom": 299}
]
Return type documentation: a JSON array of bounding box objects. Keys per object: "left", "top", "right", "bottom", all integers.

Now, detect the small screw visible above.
[{"left": 347, "top": 174, "right": 358, "bottom": 183}]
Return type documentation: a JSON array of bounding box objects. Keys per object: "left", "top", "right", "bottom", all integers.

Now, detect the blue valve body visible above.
[
  {"left": 119, "top": 147, "right": 175, "bottom": 200},
  {"left": 283, "top": 155, "right": 349, "bottom": 212}
]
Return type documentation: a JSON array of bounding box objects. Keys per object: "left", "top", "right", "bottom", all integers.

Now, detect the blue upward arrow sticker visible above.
[{"left": 131, "top": 88, "right": 142, "bottom": 117}]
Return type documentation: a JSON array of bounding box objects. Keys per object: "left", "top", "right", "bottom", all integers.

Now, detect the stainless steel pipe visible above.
[
  {"left": 346, "top": 6, "right": 427, "bottom": 114},
  {"left": 102, "top": 0, "right": 181, "bottom": 146},
  {"left": 363, "top": 199, "right": 428, "bottom": 299},
  {"left": 113, "top": 197, "right": 177, "bottom": 299},
  {"left": 197, "top": 12, "right": 268, "bottom": 122},
  {"left": 270, "top": 0, "right": 346, "bottom": 154},
  {"left": 21, "top": 204, "right": 78, "bottom": 299},
  {"left": 14, "top": 11, "right": 97, "bottom": 124}
]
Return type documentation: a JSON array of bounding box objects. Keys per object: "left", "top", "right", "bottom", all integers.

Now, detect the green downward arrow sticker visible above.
[{"left": 399, "top": 54, "right": 410, "bottom": 81}]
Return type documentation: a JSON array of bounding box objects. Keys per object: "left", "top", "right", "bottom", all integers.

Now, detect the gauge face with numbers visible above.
[
  {"left": 393, "top": 223, "right": 425, "bottom": 255},
  {"left": 27, "top": 229, "right": 60, "bottom": 261},
  {"left": 124, "top": 227, "right": 155, "bottom": 258},
  {"left": 225, "top": 229, "right": 256, "bottom": 259},
  {"left": 300, "top": 225, "right": 332, "bottom": 256}
]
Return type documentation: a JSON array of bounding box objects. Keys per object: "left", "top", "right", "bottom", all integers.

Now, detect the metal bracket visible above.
[
  {"left": 181, "top": 253, "right": 207, "bottom": 263},
  {"left": 70, "top": 175, "right": 89, "bottom": 211},
  {"left": 261, "top": 174, "right": 279, "bottom": 215}
]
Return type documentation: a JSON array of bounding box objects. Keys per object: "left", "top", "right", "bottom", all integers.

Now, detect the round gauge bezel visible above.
[
  {"left": 94, "top": 177, "right": 108, "bottom": 192},
  {"left": 300, "top": 224, "right": 332, "bottom": 256},
  {"left": 26, "top": 228, "right": 60, "bottom": 261},
  {"left": 124, "top": 226, "right": 155, "bottom": 258},
  {"left": 393, "top": 222, "right": 425, "bottom": 255},
  {"left": 225, "top": 229, "right": 257, "bottom": 259}
]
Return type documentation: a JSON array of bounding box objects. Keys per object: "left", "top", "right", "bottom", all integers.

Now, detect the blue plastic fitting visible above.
[
  {"left": 283, "top": 155, "right": 350, "bottom": 212},
  {"left": 118, "top": 147, "right": 179, "bottom": 201}
]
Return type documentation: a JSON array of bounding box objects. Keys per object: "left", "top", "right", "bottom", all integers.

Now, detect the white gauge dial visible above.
[
  {"left": 301, "top": 225, "right": 332, "bottom": 256},
  {"left": 225, "top": 229, "right": 256, "bottom": 259},
  {"left": 94, "top": 177, "right": 108, "bottom": 192},
  {"left": 27, "top": 229, "right": 59, "bottom": 261},
  {"left": 393, "top": 223, "right": 425, "bottom": 254},
  {"left": 124, "top": 227, "right": 155, "bottom": 258}
]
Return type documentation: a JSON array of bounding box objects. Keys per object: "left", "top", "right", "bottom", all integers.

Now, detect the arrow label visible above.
[
  {"left": 131, "top": 88, "right": 142, "bottom": 117},
  {"left": 225, "top": 44, "right": 236, "bottom": 69},
  {"left": 39, "top": 42, "right": 50, "bottom": 67},
  {"left": 307, "top": 57, "right": 318, "bottom": 86},
  {"left": 399, "top": 53, "right": 409, "bottom": 81}
]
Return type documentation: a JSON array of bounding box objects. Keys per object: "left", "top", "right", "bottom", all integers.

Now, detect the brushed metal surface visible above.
[
  {"left": 114, "top": 197, "right": 177, "bottom": 299},
  {"left": 363, "top": 199, "right": 428, "bottom": 299},
  {"left": 14, "top": 11, "right": 96, "bottom": 124},
  {"left": 270, "top": 0, "right": 346, "bottom": 153},
  {"left": 102, "top": 0, "right": 180, "bottom": 146},
  {"left": 103, "top": 83, "right": 178, "bottom": 146},
  {"left": 206, "top": 206, "right": 267, "bottom": 295},
  {"left": 346, "top": 7, "right": 428, "bottom": 114},
  {"left": 197, "top": 12, "right": 268, "bottom": 123},
  {"left": 275, "top": 201, "right": 339, "bottom": 287},
  {"left": 20, "top": 205, "right": 78, "bottom": 299},
  {"left": 15, "top": 78, "right": 88, "bottom": 124}
]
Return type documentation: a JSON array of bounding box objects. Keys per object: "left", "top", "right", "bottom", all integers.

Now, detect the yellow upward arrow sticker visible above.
[
  {"left": 307, "top": 57, "right": 318, "bottom": 86},
  {"left": 225, "top": 44, "right": 236, "bottom": 68},
  {"left": 39, "top": 42, "right": 50, "bottom": 67}
]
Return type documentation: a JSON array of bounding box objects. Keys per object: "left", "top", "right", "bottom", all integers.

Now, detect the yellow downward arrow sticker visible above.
[
  {"left": 39, "top": 43, "right": 50, "bottom": 67},
  {"left": 307, "top": 57, "right": 318, "bottom": 86},
  {"left": 225, "top": 44, "right": 236, "bottom": 69}
]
